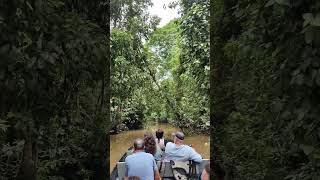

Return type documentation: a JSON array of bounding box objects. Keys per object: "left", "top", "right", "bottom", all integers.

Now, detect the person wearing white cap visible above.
[{"left": 163, "top": 131, "right": 202, "bottom": 163}]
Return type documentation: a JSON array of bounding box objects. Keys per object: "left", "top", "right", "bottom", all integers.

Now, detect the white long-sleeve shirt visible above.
[{"left": 163, "top": 142, "right": 203, "bottom": 163}]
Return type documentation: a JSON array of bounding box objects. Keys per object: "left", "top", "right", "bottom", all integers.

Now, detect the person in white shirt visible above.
[{"left": 164, "top": 131, "right": 202, "bottom": 163}]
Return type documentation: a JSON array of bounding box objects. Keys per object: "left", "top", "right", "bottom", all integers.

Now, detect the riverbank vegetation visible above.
[
  {"left": 0, "top": 1, "right": 110, "bottom": 179},
  {"left": 211, "top": 0, "right": 320, "bottom": 179},
  {"left": 111, "top": 0, "right": 210, "bottom": 135}
]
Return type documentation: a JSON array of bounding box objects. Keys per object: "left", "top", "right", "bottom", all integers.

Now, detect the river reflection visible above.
[{"left": 110, "top": 123, "right": 210, "bottom": 172}]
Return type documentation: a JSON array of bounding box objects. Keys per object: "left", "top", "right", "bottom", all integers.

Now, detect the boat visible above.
[{"left": 110, "top": 147, "right": 210, "bottom": 180}]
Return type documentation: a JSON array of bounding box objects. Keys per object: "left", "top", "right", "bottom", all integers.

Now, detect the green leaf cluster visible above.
[
  {"left": 211, "top": 0, "right": 320, "bottom": 179},
  {"left": 0, "top": 0, "right": 110, "bottom": 179}
]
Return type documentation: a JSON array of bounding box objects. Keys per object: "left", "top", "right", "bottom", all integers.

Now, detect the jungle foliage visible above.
[
  {"left": 110, "top": 0, "right": 160, "bottom": 131},
  {"left": 111, "top": 0, "right": 210, "bottom": 134},
  {"left": 0, "top": 0, "right": 110, "bottom": 179},
  {"left": 178, "top": 0, "right": 210, "bottom": 133},
  {"left": 211, "top": 0, "right": 320, "bottom": 179}
]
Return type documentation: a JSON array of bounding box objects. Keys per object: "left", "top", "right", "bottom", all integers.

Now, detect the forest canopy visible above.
[{"left": 110, "top": 0, "right": 210, "bottom": 134}]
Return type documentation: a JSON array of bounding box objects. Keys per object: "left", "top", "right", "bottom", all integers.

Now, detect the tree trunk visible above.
[
  {"left": 17, "top": 124, "right": 37, "bottom": 180},
  {"left": 92, "top": 0, "right": 110, "bottom": 179}
]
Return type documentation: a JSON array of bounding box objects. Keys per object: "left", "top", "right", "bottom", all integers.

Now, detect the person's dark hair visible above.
[
  {"left": 128, "top": 176, "right": 140, "bottom": 180},
  {"left": 144, "top": 132, "right": 156, "bottom": 155},
  {"left": 133, "top": 138, "right": 144, "bottom": 151},
  {"left": 155, "top": 129, "right": 164, "bottom": 143}
]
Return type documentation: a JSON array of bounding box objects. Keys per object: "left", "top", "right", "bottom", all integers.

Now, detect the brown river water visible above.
[{"left": 110, "top": 123, "right": 210, "bottom": 172}]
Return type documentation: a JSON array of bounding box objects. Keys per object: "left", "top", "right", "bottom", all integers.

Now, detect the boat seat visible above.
[
  {"left": 160, "top": 162, "right": 175, "bottom": 179},
  {"left": 160, "top": 159, "right": 210, "bottom": 180}
]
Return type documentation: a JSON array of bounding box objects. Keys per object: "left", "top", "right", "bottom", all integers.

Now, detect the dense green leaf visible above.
[
  {"left": 275, "top": 0, "right": 289, "bottom": 6},
  {"left": 1, "top": 0, "right": 110, "bottom": 179},
  {"left": 300, "top": 145, "right": 315, "bottom": 155},
  {"left": 211, "top": 0, "right": 320, "bottom": 178}
]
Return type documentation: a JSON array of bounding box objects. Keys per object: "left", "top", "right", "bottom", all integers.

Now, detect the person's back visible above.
[
  {"left": 164, "top": 132, "right": 202, "bottom": 163},
  {"left": 164, "top": 142, "right": 202, "bottom": 162},
  {"left": 125, "top": 138, "right": 160, "bottom": 180},
  {"left": 125, "top": 152, "right": 157, "bottom": 180}
]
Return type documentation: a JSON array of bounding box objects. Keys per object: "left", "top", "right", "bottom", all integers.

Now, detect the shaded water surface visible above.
[{"left": 110, "top": 123, "right": 210, "bottom": 172}]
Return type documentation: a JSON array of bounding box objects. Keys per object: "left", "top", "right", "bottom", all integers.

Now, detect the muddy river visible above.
[{"left": 110, "top": 123, "right": 210, "bottom": 172}]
